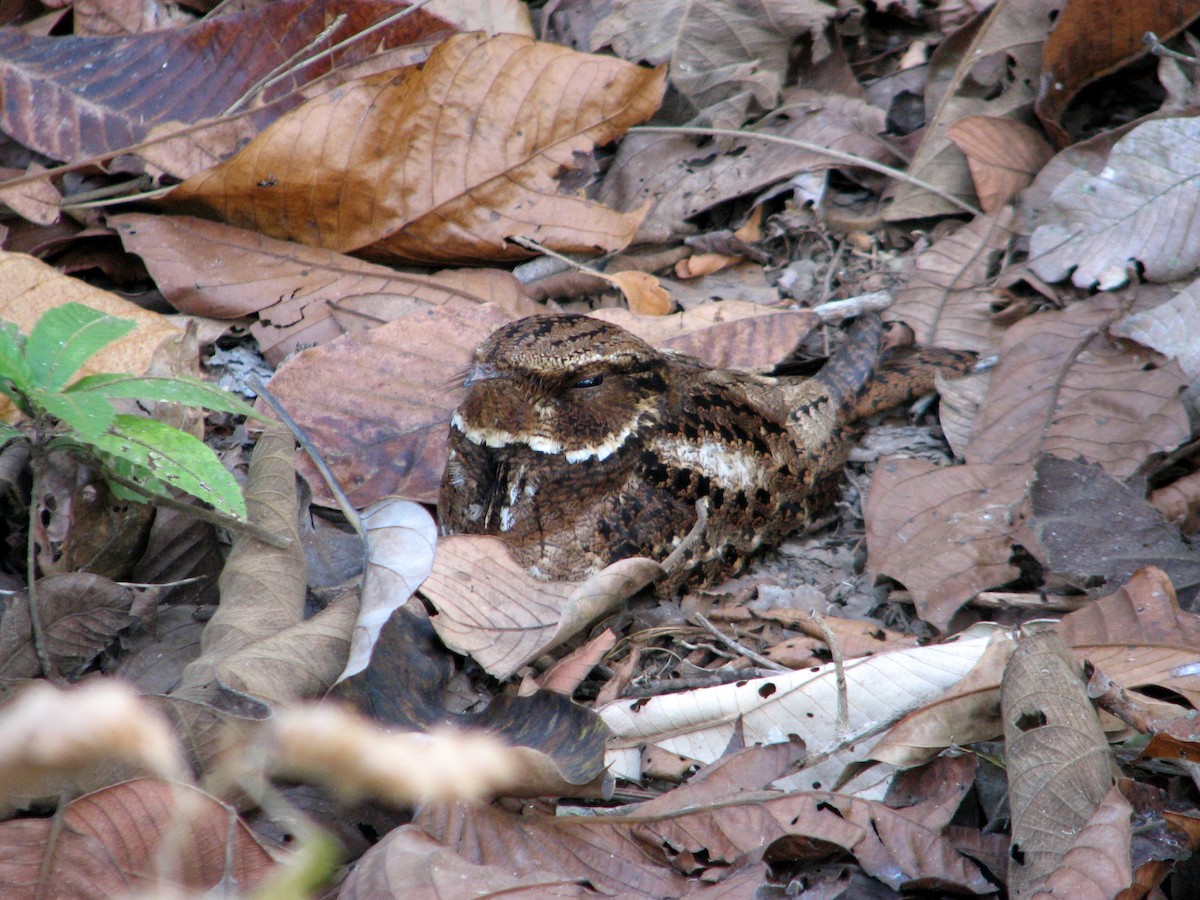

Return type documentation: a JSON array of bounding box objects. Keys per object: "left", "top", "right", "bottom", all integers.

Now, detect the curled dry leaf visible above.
[
  {"left": 885, "top": 0, "right": 1056, "bottom": 220},
  {"left": 1002, "top": 631, "right": 1118, "bottom": 896},
  {"left": 600, "top": 88, "right": 891, "bottom": 242},
  {"left": 598, "top": 632, "right": 999, "bottom": 791},
  {"left": 0, "top": 680, "right": 184, "bottom": 815},
  {"left": 338, "top": 498, "right": 437, "bottom": 683},
  {"left": 945, "top": 116, "right": 1053, "bottom": 213},
  {"left": 421, "top": 534, "right": 660, "bottom": 680},
  {"left": 1033, "top": 0, "right": 1200, "bottom": 146},
  {"left": 112, "top": 213, "right": 539, "bottom": 364},
  {"left": 887, "top": 207, "right": 1016, "bottom": 352},
  {"left": 165, "top": 424, "right": 358, "bottom": 772},
  {"left": 266, "top": 704, "right": 523, "bottom": 805},
  {"left": 169, "top": 32, "right": 666, "bottom": 264},
  {"left": 1029, "top": 118, "right": 1200, "bottom": 289},
  {"left": 0, "top": 778, "right": 274, "bottom": 899}
]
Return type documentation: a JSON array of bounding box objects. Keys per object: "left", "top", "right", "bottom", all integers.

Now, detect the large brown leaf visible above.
[
  {"left": 0, "top": 778, "right": 274, "bottom": 899},
  {"left": 0, "top": 0, "right": 453, "bottom": 169},
  {"left": 168, "top": 32, "right": 666, "bottom": 264},
  {"left": 966, "top": 295, "right": 1189, "bottom": 479},
  {"left": 111, "top": 212, "right": 538, "bottom": 364}
]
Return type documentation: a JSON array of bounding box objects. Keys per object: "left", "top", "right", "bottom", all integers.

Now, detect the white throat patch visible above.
[{"left": 451, "top": 411, "right": 638, "bottom": 463}]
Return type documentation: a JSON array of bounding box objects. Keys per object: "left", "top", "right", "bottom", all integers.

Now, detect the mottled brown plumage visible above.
[{"left": 438, "top": 313, "right": 972, "bottom": 589}]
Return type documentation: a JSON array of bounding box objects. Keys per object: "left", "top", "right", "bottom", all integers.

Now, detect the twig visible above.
[
  {"left": 659, "top": 499, "right": 709, "bottom": 575},
  {"left": 810, "top": 291, "right": 893, "bottom": 322},
  {"left": 252, "top": 379, "right": 363, "bottom": 537},
  {"left": 1145, "top": 32, "right": 1200, "bottom": 67},
  {"left": 691, "top": 613, "right": 789, "bottom": 672},
  {"left": 623, "top": 667, "right": 785, "bottom": 697},
  {"left": 631, "top": 125, "right": 983, "bottom": 217},
  {"left": 809, "top": 609, "right": 849, "bottom": 736},
  {"left": 25, "top": 475, "right": 52, "bottom": 680}
]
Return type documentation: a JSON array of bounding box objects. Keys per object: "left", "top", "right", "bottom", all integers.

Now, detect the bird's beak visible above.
[{"left": 462, "top": 363, "right": 504, "bottom": 388}]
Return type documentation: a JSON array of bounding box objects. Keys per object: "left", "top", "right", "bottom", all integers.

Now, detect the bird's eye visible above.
[{"left": 570, "top": 374, "right": 604, "bottom": 389}]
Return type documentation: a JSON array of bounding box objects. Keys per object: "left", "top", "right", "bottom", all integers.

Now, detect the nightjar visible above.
[{"left": 438, "top": 313, "right": 972, "bottom": 589}]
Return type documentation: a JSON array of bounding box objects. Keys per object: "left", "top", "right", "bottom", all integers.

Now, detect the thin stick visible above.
[
  {"left": 809, "top": 609, "right": 849, "bottom": 736},
  {"left": 25, "top": 476, "right": 52, "bottom": 680},
  {"left": 631, "top": 125, "right": 983, "bottom": 217},
  {"left": 691, "top": 613, "right": 789, "bottom": 673},
  {"left": 251, "top": 380, "right": 363, "bottom": 536},
  {"left": 659, "top": 499, "right": 708, "bottom": 576}
]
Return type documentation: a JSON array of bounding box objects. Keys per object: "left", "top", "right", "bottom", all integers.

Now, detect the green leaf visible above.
[
  {"left": 30, "top": 388, "right": 116, "bottom": 438},
  {"left": 84, "top": 414, "right": 247, "bottom": 520},
  {"left": 26, "top": 303, "right": 137, "bottom": 391},
  {"left": 67, "top": 374, "right": 263, "bottom": 418},
  {"left": 0, "top": 320, "right": 34, "bottom": 399}
]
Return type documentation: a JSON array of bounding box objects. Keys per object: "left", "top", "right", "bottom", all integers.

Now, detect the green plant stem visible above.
[{"left": 105, "top": 472, "right": 292, "bottom": 550}]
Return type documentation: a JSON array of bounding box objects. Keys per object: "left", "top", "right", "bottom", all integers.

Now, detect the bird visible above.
[{"left": 438, "top": 312, "right": 973, "bottom": 590}]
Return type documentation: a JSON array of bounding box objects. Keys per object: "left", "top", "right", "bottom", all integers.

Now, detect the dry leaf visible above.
[
  {"left": 1111, "top": 281, "right": 1200, "bottom": 378},
  {"left": 606, "top": 270, "right": 671, "bottom": 315},
  {"left": 674, "top": 252, "right": 741, "bottom": 278},
  {"left": 1029, "top": 118, "right": 1200, "bottom": 288},
  {"left": 1002, "top": 631, "right": 1117, "bottom": 895},
  {"left": 888, "top": 207, "right": 1016, "bottom": 352},
  {"left": 339, "top": 499, "right": 437, "bottom": 683},
  {"left": 169, "top": 33, "right": 666, "bottom": 264},
  {"left": 865, "top": 459, "right": 1030, "bottom": 630},
  {"left": 598, "top": 631, "right": 1001, "bottom": 792},
  {"left": 112, "top": 213, "right": 539, "bottom": 364},
  {"left": 965, "top": 295, "right": 1190, "bottom": 479},
  {"left": 1028, "top": 784, "right": 1133, "bottom": 899},
  {"left": 885, "top": 0, "right": 1057, "bottom": 220},
  {"left": 945, "top": 116, "right": 1054, "bottom": 213},
  {"left": 421, "top": 534, "right": 659, "bottom": 680},
  {"left": 591, "top": 0, "right": 837, "bottom": 126}
]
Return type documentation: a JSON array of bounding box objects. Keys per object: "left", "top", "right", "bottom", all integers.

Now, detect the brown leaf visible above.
[
  {"left": 537, "top": 629, "right": 617, "bottom": 695},
  {"left": 0, "top": 0, "right": 453, "bottom": 169},
  {"left": 966, "top": 295, "right": 1190, "bottom": 479},
  {"left": 1028, "top": 784, "right": 1133, "bottom": 899},
  {"left": 1034, "top": 0, "right": 1200, "bottom": 146},
  {"left": 1002, "top": 631, "right": 1117, "bottom": 895},
  {"left": 885, "top": 0, "right": 1057, "bottom": 220},
  {"left": 607, "top": 270, "right": 671, "bottom": 315},
  {"left": 111, "top": 213, "right": 540, "bottom": 364},
  {"left": 864, "top": 458, "right": 1030, "bottom": 630},
  {"left": 422, "top": 534, "right": 659, "bottom": 680},
  {"left": 590, "top": 0, "right": 837, "bottom": 126},
  {"left": 0, "top": 778, "right": 274, "bottom": 899},
  {"left": 265, "top": 302, "right": 511, "bottom": 507},
  {"left": 168, "top": 33, "right": 665, "bottom": 264},
  {"left": 945, "top": 117, "right": 1053, "bottom": 213},
  {"left": 600, "top": 88, "right": 891, "bottom": 242},
  {"left": 888, "top": 207, "right": 1016, "bottom": 352},
  {"left": 1111, "top": 277, "right": 1200, "bottom": 379}
]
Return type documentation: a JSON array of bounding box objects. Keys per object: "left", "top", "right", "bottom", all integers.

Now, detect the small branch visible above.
[
  {"left": 659, "top": 499, "right": 709, "bottom": 576},
  {"left": 252, "top": 380, "right": 363, "bottom": 537},
  {"left": 1145, "top": 32, "right": 1200, "bottom": 67},
  {"left": 809, "top": 609, "right": 849, "bottom": 736},
  {"left": 691, "top": 613, "right": 789, "bottom": 673},
  {"left": 25, "top": 471, "right": 53, "bottom": 680},
  {"left": 631, "top": 125, "right": 983, "bottom": 217}
]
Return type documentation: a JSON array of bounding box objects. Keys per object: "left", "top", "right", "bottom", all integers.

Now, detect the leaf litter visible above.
[{"left": 1, "top": 4, "right": 1200, "bottom": 897}]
